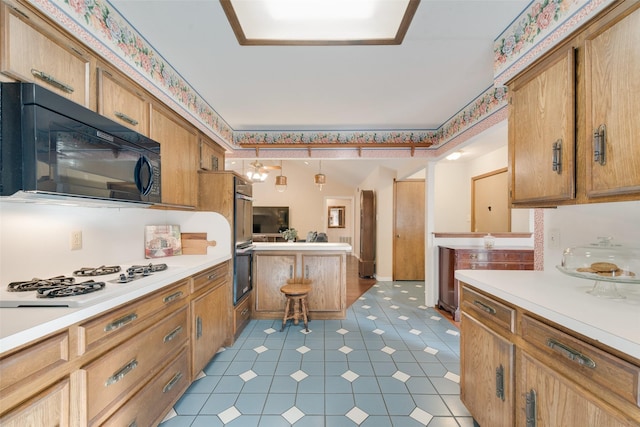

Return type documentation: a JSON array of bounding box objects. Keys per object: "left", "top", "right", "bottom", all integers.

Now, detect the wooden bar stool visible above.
[{"left": 280, "top": 279, "right": 312, "bottom": 332}]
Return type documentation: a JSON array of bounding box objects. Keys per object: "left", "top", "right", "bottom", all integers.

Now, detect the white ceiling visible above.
[{"left": 110, "top": 0, "right": 529, "bottom": 185}]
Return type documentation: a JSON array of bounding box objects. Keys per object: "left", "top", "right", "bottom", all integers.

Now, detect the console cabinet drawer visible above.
[
  {"left": 82, "top": 306, "right": 188, "bottom": 423},
  {"left": 521, "top": 315, "right": 640, "bottom": 406},
  {"left": 77, "top": 279, "right": 189, "bottom": 354},
  {"left": 461, "top": 286, "right": 515, "bottom": 333}
]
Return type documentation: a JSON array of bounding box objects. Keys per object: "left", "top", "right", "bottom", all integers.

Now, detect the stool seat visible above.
[{"left": 280, "top": 281, "right": 312, "bottom": 332}]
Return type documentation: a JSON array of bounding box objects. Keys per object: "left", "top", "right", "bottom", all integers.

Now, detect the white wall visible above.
[
  {"left": 0, "top": 202, "right": 230, "bottom": 283},
  {"left": 251, "top": 161, "right": 354, "bottom": 240}
]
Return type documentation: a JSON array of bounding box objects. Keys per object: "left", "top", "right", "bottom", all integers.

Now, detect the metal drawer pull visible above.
[
  {"left": 128, "top": 421, "right": 137, "bottom": 427},
  {"left": 593, "top": 124, "right": 606, "bottom": 165},
  {"left": 546, "top": 338, "right": 596, "bottom": 368},
  {"left": 31, "top": 69, "right": 74, "bottom": 93},
  {"left": 525, "top": 389, "right": 537, "bottom": 427},
  {"left": 105, "top": 359, "right": 138, "bottom": 386},
  {"left": 163, "top": 326, "right": 183, "bottom": 343},
  {"left": 196, "top": 316, "right": 203, "bottom": 339},
  {"left": 163, "top": 371, "right": 183, "bottom": 393},
  {"left": 163, "top": 291, "right": 183, "bottom": 304},
  {"left": 114, "top": 111, "right": 139, "bottom": 125},
  {"left": 207, "top": 272, "right": 219, "bottom": 280},
  {"left": 104, "top": 313, "right": 138, "bottom": 332},
  {"left": 552, "top": 139, "right": 562, "bottom": 173},
  {"left": 473, "top": 300, "right": 497, "bottom": 315},
  {"left": 495, "top": 364, "right": 505, "bottom": 401},
  {"left": 241, "top": 308, "right": 249, "bottom": 316}
]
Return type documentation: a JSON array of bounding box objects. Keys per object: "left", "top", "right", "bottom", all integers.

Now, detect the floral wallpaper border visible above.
[
  {"left": 494, "top": 0, "right": 614, "bottom": 83},
  {"left": 25, "top": 0, "right": 614, "bottom": 153}
]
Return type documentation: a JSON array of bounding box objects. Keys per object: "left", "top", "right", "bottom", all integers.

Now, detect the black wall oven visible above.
[{"left": 234, "top": 176, "right": 253, "bottom": 304}]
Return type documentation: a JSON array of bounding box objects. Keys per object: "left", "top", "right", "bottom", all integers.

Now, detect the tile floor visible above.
[{"left": 160, "top": 281, "right": 473, "bottom": 426}]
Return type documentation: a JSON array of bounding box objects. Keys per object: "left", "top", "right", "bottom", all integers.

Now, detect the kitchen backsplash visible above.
[
  {"left": 0, "top": 202, "right": 231, "bottom": 283},
  {"left": 543, "top": 200, "right": 640, "bottom": 271}
]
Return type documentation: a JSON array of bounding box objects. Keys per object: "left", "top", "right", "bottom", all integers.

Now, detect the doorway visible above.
[
  {"left": 393, "top": 180, "right": 425, "bottom": 280},
  {"left": 472, "top": 167, "right": 510, "bottom": 232}
]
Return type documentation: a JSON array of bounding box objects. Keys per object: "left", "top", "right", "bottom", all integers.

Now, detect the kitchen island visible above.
[
  {"left": 455, "top": 269, "right": 640, "bottom": 426},
  {"left": 252, "top": 242, "right": 352, "bottom": 321}
]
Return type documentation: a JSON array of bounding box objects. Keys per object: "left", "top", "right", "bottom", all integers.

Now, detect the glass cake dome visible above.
[{"left": 557, "top": 237, "right": 640, "bottom": 298}]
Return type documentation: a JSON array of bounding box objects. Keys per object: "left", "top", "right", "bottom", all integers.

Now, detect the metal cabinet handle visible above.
[
  {"left": 114, "top": 111, "right": 139, "bottom": 126},
  {"left": 593, "top": 124, "right": 606, "bottom": 165},
  {"left": 305, "top": 265, "right": 310, "bottom": 279},
  {"left": 163, "top": 371, "right": 183, "bottom": 393},
  {"left": 163, "top": 291, "right": 183, "bottom": 304},
  {"left": 289, "top": 265, "right": 294, "bottom": 279},
  {"left": 163, "top": 325, "right": 183, "bottom": 343},
  {"left": 552, "top": 139, "right": 562, "bottom": 173},
  {"left": 196, "top": 316, "right": 203, "bottom": 339},
  {"left": 525, "top": 389, "right": 537, "bottom": 427},
  {"left": 128, "top": 420, "right": 138, "bottom": 427},
  {"left": 546, "top": 338, "right": 596, "bottom": 368},
  {"left": 104, "top": 313, "right": 138, "bottom": 332},
  {"left": 495, "top": 364, "right": 505, "bottom": 401},
  {"left": 31, "top": 69, "right": 74, "bottom": 93},
  {"left": 241, "top": 308, "right": 249, "bottom": 316},
  {"left": 105, "top": 359, "right": 138, "bottom": 386},
  {"left": 473, "top": 300, "right": 497, "bottom": 315}
]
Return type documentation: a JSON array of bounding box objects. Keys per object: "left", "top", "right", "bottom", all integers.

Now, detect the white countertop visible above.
[
  {"left": 0, "top": 254, "right": 230, "bottom": 354},
  {"left": 252, "top": 242, "right": 352, "bottom": 252},
  {"left": 455, "top": 269, "right": 640, "bottom": 361}
]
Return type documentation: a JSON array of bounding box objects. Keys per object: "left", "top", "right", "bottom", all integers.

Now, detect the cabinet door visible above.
[
  {"left": 199, "top": 135, "right": 224, "bottom": 171},
  {"left": 508, "top": 48, "right": 575, "bottom": 205},
  {"left": 302, "top": 254, "right": 343, "bottom": 312},
  {"left": 584, "top": 5, "right": 640, "bottom": 197},
  {"left": 254, "top": 254, "right": 296, "bottom": 312},
  {"left": 1, "top": 3, "right": 90, "bottom": 106},
  {"left": 460, "top": 313, "right": 514, "bottom": 427},
  {"left": 192, "top": 283, "right": 229, "bottom": 376},
  {"left": 0, "top": 379, "right": 69, "bottom": 427},
  {"left": 97, "top": 67, "right": 150, "bottom": 135},
  {"left": 151, "top": 106, "right": 198, "bottom": 206},
  {"left": 517, "top": 351, "right": 635, "bottom": 427}
]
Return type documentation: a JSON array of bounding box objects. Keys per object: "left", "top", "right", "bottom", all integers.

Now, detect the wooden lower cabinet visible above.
[
  {"left": 253, "top": 251, "right": 347, "bottom": 319},
  {"left": 460, "top": 284, "right": 640, "bottom": 427},
  {"left": 191, "top": 282, "right": 228, "bottom": 378},
  {"left": 233, "top": 293, "right": 252, "bottom": 338},
  {"left": 0, "top": 379, "right": 69, "bottom": 427},
  {"left": 517, "top": 350, "right": 634, "bottom": 427}
]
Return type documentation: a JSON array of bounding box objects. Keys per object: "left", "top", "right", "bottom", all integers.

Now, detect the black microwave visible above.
[{"left": 0, "top": 83, "right": 161, "bottom": 204}]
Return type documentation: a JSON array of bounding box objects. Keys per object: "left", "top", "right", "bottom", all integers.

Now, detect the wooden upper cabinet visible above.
[
  {"left": 0, "top": 2, "right": 91, "bottom": 107},
  {"left": 199, "top": 134, "right": 225, "bottom": 171},
  {"left": 151, "top": 105, "right": 198, "bottom": 207},
  {"left": 584, "top": 4, "right": 640, "bottom": 198},
  {"left": 97, "top": 66, "right": 150, "bottom": 135},
  {"left": 508, "top": 47, "right": 575, "bottom": 205}
]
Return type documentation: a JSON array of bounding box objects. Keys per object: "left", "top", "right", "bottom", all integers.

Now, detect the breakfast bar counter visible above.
[{"left": 251, "top": 242, "right": 352, "bottom": 321}]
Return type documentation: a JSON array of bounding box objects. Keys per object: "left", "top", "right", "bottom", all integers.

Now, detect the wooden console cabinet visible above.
[{"left": 437, "top": 246, "right": 533, "bottom": 321}]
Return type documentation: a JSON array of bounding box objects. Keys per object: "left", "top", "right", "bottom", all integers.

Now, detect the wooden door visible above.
[
  {"left": 517, "top": 351, "right": 633, "bottom": 426},
  {"left": 472, "top": 168, "right": 510, "bottom": 232},
  {"left": 97, "top": 66, "right": 150, "bottom": 135},
  {"left": 508, "top": 47, "right": 575, "bottom": 204},
  {"left": 584, "top": 5, "right": 640, "bottom": 197},
  {"left": 393, "top": 180, "right": 425, "bottom": 280},
  {"left": 461, "top": 313, "right": 514, "bottom": 427}
]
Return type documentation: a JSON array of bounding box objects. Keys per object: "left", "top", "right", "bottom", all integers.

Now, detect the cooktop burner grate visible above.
[
  {"left": 115, "top": 263, "right": 169, "bottom": 283},
  {"left": 73, "top": 265, "right": 121, "bottom": 276},
  {"left": 36, "top": 280, "right": 106, "bottom": 298},
  {"left": 7, "top": 276, "right": 75, "bottom": 292}
]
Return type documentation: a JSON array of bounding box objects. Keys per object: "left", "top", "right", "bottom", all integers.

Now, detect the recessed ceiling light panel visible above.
[{"left": 221, "top": 0, "right": 420, "bottom": 45}]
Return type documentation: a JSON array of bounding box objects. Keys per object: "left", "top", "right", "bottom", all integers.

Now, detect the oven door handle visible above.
[{"left": 236, "top": 245, "right": 255, "bottom": 254}]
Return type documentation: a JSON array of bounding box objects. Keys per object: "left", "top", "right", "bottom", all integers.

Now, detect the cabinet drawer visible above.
[
  {"left": 521, "top": 315, "right": 640, "bottom": 406},
  {"left": 78, "top": 279, "right": 189, "bottom": 354},
  {"left": 457, "top": 261, "right": 533, "bottom": 270},
  {"left": 0, "top": 332, "right": 68, "bottom": 395},
  {"left": 192, "top": 262, "right": 228, "bottom": 293},
  {"left": 457, "top": 250, "right": 533, "bottom": 262},
  {"left": 0, "top": 378, "right": 69, "bottom": 427},
  {"left": 234, "top": 293, "right": 252, "bottom": 334},
  {"left": 83, "top": 306, "right": 188, "bottom": 422},
  {"left": 103, "top": 347, "right": 189, "bottom": 427},
  {"left": 461, "top": 286, "right": 515, "bottom": 333}
]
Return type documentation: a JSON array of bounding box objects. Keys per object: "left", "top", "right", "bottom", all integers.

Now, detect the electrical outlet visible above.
[
  {"left": 71, "top": 230, "right": 82, "bottom": 250},
  {"left": 549, "top": 229, "right": 561, "bottom": 249}
]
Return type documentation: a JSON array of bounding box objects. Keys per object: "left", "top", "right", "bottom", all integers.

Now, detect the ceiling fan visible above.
[{"left": 245, "top": 160, "right": 281, "bottom": 182}]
